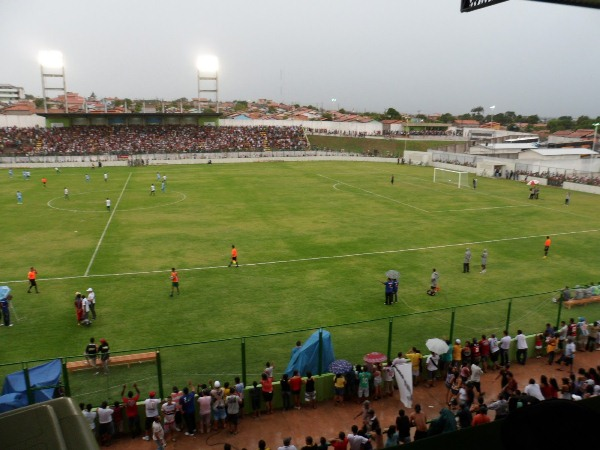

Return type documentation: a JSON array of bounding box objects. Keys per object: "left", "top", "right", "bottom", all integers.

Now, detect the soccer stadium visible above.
[{"left": 2, "top": 1, "right": 600, "bottom": 449}]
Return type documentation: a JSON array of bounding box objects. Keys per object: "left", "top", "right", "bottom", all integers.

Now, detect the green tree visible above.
[
  {"left": 384, "top": 107, "right": 401, "bottom": 119},
  {"left": 526, "top": 115, "right": 540, "bottom": 125},
  {"left": 234, "top": 101, "right": 248, "bottom": 111},
  {"left": 575, "top": 115, "right": 592, "bottom": 129},
  {"left": 438, "top": 113, "right": 455, "bottom": 123}
]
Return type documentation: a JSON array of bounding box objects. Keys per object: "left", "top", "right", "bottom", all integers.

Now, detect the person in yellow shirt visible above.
[
  {"left": 406, "top": 347, "right": 423, "bottom": 386},
  {"left": 333, "top": 373, "right": 346, "bottom": 405},
  {"left": 452, "top": 339, "right": 462, "bottom": 367}
]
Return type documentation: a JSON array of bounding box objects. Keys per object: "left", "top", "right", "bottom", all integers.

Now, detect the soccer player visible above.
[
  {"left": 16, "top": 191, "right": 23, "bottom": 204},
  {"left": 543, "top": 236, "right": 551, "bottom": 258},
  {"left": 27, "top": 267, "right": 39, "bottom": 293},
  {"left": 64, "top": 187, "right": 69, "bottom": 200},
  {"left": 150, "top": 184, "right": 156, "bottom": 196},
  {"left": 103, "top": 172, "right": 108, "bottom": 182},
  {"left": 170, "top": 268, "right": 179, "bottom": 297},
  {"left": 228, "top": 244, "right": 239, "bottom": 267},
  {"left": 41, "top": 177, "right": 47, "bottom": 187},
  {"left": 106, "top": 198, "right": 111, "bottom": 211}
]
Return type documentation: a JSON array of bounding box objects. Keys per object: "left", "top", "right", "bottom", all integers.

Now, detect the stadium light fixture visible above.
[
  {"left": 38, "top": 50, "right": 67, "bottom": 113},
  {"left": 593, "top": 122, "right": 600, "bottom": 152},
  {"left": 196, "top": 55, "right": 219, "bottom": 113}
]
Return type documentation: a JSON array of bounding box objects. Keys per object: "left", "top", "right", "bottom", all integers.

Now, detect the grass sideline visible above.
[{"left": 1, "top": 161, "right": 599, "bottom": 405}]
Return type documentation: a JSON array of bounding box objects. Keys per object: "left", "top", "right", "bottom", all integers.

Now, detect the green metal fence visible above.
[{"left": 2, "top": 289, "right": 598, "bottom": 408}]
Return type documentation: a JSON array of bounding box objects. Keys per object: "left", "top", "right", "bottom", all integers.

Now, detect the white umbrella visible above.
[
  {"left": 527, "top": 180, "right": 539, "bottom": 186},
  {"left": 425, "top": 338, "right": 449, "bottom": 355}
]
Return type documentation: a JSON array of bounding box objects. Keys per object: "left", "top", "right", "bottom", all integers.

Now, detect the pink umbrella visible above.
[
  {"left": 363, "top": 352, "right": 387, "bottom": 364},
  {"left": 527, "top": 180, "right": 539, "bottom": 186}
]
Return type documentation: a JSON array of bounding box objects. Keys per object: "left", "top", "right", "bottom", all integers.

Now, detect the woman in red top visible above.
[
  {"left": 540, "top": 375, "right": 558, "bottom": 399},
  {"left": 261, "top": 373, "right": 273, "bottom": 414}
]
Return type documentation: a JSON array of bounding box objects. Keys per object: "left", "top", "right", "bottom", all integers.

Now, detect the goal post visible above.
[{"left": 433, "top": 168, "right": 470, "bottom": 189}]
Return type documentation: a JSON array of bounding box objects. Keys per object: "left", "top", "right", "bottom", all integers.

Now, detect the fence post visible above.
[
  {"left": 61, "top": 358, "right": 71, "bottom": 398},
  {"left": 318, "top": 329, "right": 323, "bottom": 376},
  {"left": 241, "top": 338, "right": 247, "bottom": 386},
  {"left": 449, "top": 308, "right": 456, "bottom": 344},
  {"left": 387, "top": 318, "right": 393, "bottom": 362},
  {"left": 156, "top": 351, "right": 164, "bottom": 400},
  {"left": 23, "top": 367, "right": 34, "bottom": 406},
  {"left": 555, "top": 300, "right": 563, "bottom": 330},
  {"left": 505, "top": 299, "right": 513, "bottom": 333}
]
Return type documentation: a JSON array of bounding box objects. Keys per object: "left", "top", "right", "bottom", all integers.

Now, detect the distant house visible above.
[{"left": 519, "top": 148, "right": 598, "bottom": 160}]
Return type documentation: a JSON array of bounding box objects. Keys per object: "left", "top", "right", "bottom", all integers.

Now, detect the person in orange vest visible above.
[
  {"left": 543, "top": 236, "right": 551, "bottom": 259},
  {"left": 41, "top": 177, "right": 47, "bottom": 187},
  {"left": 27, "top": 267, "right": 39, "bottom": 293},
  {"left": 170, "top": 268, "right": 179, "bottom": 297},
  {"left": 228, "top": 244, "right": 239, "bottom": 268}
]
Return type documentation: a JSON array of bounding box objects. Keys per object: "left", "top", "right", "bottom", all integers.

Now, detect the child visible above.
[
  {"left": 535, "top": 333, "right": 544, "bottom": 358},
  {"left": 372, "top": 366, "right": 382, "bottom": 400}
]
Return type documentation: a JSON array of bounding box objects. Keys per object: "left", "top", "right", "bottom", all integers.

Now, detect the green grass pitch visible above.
[{"left": 1, "top": 161, "right": 599, "bottom": 405}]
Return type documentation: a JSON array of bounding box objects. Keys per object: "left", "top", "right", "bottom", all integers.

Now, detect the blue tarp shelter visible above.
[
  {"left": 284, "top": 329, "right": 335, "bottom": 377},
  {"left": 0, "top": 359, "right": 62, "bottom": 413}
]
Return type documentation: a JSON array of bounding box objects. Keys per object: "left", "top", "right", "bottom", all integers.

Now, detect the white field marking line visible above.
[
  {"left": 47, "top": 191, "right": 187, "bottom": 213},
  {"left": 318, "top": 174, "right": 430, "bottom": 213},
  {"left": 432, "top": 205, "right": 532, "bottom": 213},
  {"left": 84, "top": 172, "right": 132, "bottom": 277},
  {"left": 3, "top": 228, "right": 598, "bottom": 286}
]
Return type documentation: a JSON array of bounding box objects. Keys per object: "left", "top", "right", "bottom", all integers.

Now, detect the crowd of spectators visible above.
[
  {"left": 0, "top": 125, "right": 309, "bottom": 156},
  {"left": 77, "top": 317, "right": 600, "bottom": 447}
]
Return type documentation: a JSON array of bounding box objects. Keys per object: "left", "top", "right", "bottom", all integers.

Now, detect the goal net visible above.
[{"left": 433, "top": 168, "right": 470, "bottom": 189}]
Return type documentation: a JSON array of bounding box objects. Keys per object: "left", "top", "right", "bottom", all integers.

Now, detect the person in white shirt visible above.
[
  {"left": 152, "top": 416, "right": 166, "bottom": 450},
  {"left": 143, "top": 391, "right": 162, "bottom": 441},
  {"left": 86, "top": 287, "right": 96, "bottom": 320},
  {"left": 515, "top": 330, "right": 528, "bottom": 365},
  {"left": 523, "top": 378, "right": 545, "bottom": 401},
  {"left": 470, "top": 363, "right": 484, "bottom": 394},
  {"left": 277, "top": 437, "right": 298, "bottom": 450},
  {"left": 97, "top": 401, "right": 114, "bottom": 445},
  {"left": 499, "top": 331, "right": 512, "bottom": 367}
]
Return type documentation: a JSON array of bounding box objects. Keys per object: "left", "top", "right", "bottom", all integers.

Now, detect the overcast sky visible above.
[{"left": 1, "top": 0, "right": 598, "bottom": 118}]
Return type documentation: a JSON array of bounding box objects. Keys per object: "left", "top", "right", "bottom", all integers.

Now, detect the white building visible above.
[{"left": 0, "top": 84, "right": 25, "bottom": 103}]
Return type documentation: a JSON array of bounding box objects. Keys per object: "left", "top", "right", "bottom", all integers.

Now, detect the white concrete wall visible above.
[
  {"left": 563, "top": 181, "right": 600, "bottom": 195},
  {"left": 0, "top": 115, "right": 46, "bottom": 128},
  {"left": 219, "top": 118, "right": 383, "bottom": 135}
]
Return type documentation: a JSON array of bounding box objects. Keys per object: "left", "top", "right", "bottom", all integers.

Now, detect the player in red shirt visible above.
[{"left": 228, "top": 244, "right": 239, "bottom": 267}]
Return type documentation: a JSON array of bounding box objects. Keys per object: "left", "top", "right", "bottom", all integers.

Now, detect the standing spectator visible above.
[
  {"left": 250, "top": 381, "right": 261, "bottom": 417},
  {"left": 0, "top": 295, "right": 13, "bottom": 327},
  {"left": 499, "top": 330, "right": 512, "bottom": 367},
  {"left": 170, "top": 268, "right": 179, "bottom": 297},
  {"left": 98, "top": 338, "right": 110, "bottom": 374},
  {"left": 409, "top": 404, "right": 428, "bottom": 440},
  {"left": 463, "top": 248, "right": 472, "bottom": 273},
  {"left": 290, "top": 370, "right": 303, "bottom": 409},
  {"left": 304, "top": 371, "right": 317, "bottom": 409},
  {"left": 534, "top": 333, "right": 544, "bottom": 358},
  {"left": 228, "top": 244, "right": 239, "bottom": 267},
  {"left": 152, "top": 416, "right": 166, "bottom": 450},
  {"left": 556, "top": 338, "right": 576, "bottom": 374},
  {"left": 234, "top": 376, "right": 245, "bottom": 418},
  {"left": 357, "top": 366, "right": 371, "bottom": 402},
  {"left": 211, "top": 380, "right": 227, "bottom": 428},
  {"left": 395, "top": 409, "right": 411, "bottom": 444},
  {"left": 85, "top": 337, "right": 98, "bottom": 368},
  {"left": 179, "top": 385, "right": 196, "bottom": 436},
  {"left": 280, "top": 374, "right": 292, "bottom": 410},
  {"left": 97, "top": 401, "right": 114, "bottom": 446},
  {"left": 543, "top": 236, "right": 551, "bottom": 258},
  {"left": 480, "top": 249, "right": 488, "bottom": 273},
  {"left": 143, "top": 391, "right": 162, "bottom": 441},
  {"left": 86, "top": 288, "right": 97, "bottom": 321},
  {"left": 264, "top": 361, "right": 274, "bottom": 378},
  {"left": 426, "top": 352, "right": 440, "bottom": 387},
  {"left": 515, "top": 330, "right": 528, "bottom": 365},
  {"left": 81, "top": 403, "right": 97, "bottom": 440},
  {"left": 452, "top": 339, "right": 462, "bottom": 367},
  {"left": 112, "top": 401, "right": 123, "bottom": 437},
  {"left": 479, "top": 335, "right": 490, "bottom": 372},
  {"left": 121, "top": 384, "right": 141, "bottom": 439},
  {"left": 27, "top": 267, "right": 39, "bottom": 293},
  {"left": 488, "top": 333, "right": 501, "bottom": 370},
  {"left": 197, "top": 388, "right": 212, "bottom": 434},
  {"left": 260, "top": 373, "right": 273, "bottom": 414},
  {"left": 170, "top": 386, "right": 184, "bottom": 432},
  {"left": 226, "top": 388, "right": 241, "bottom": 434},
  {"left": 392, "top": 277, "right": 399, "bottom": 304},
  {"left": 333, "top": 373, "right": 346, "bottom": 406},
  {"left": 546, "top": 333, "right": 558, "bottom": 365},
  {"left": 470, "top": 362, "right": 484, "bottom": 395},
  {"left": 557, "top": 320, "right": 568, "bottom": 352},
  {"left": 406, "top": 347, "right": 423, "bottom": 386},
  {"left": 382, "top": 362, "right": 394, "bottom": 397},
  {"left": 471, "top": 339, "right": 482, "bottom": 366}
]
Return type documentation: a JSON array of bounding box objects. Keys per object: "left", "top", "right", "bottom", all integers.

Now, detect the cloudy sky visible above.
[{"left": 1, "top": 0, "right": 598, "bottom": 118}]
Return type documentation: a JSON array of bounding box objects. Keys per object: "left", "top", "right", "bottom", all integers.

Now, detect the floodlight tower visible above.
[
  {"left": 39, "top": 50, "right": 67, "bottom": 113},
  {"left": 196, "top": 55, "right": 219, "bottom": 113}
]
